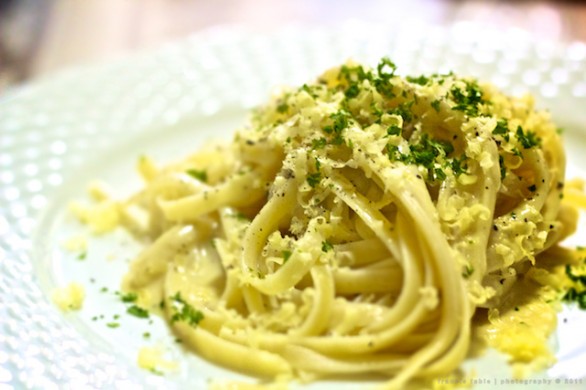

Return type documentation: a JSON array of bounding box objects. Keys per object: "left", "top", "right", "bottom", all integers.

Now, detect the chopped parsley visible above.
[
  {"left": 433, "top": 168, "right": 446, "bottom": 181},
  {"left": 451, "top": 156, "right": 468, "bottom": 177},
  {"left": 375, "top": 57, "right": 398, "bottom": 97},
  {"left": 282, "top": 250, "right": 292, "bottom": 262},
  {"left": 300, "top": 83, "right": 318, "bottom": 98},
  {"left": 450, "top": 81, "right": 484, "bottom": 116},
  {"left": 386, "top": 144, "right": 401, "bottom": 161},
  {"left": 411, "top": 147, "right": 435, "bottom": 166},
  {"left": 344, "top": 84, "right": 360, "bottom": 98},
  {"left": 312, "top": 137, "right": 327, "bottom": 150},
  {"left": 562, "top": 262, "right": 586, "bottom": 309},
  {"left": 321, "top": 240, "right": 334, "bottom": 252},
  {"left": 377, "top": 57, "right": 397, "bottom": 80},
  {"left": 499, "top": 155, "right": 506, "bottom": 180},
  {"left": 338, "top": 58, "right": 398, "bottom": 99},
  {"left": 515, "top": 126, "right": 541, "bottom": 149},
  {"left": 307, "top": 172, "right": 322, "bottom": 188},
  {"left": 374, "top": 78, "right": 395, "bottom": 98},
  {"left": 388, "top": 101, "right": 414, "bottom": 123},
  {"left": 120, "top": 292, "right": 138, "bottom": 303},
  {"left": 127, "top": 305, "right": 149, "bottom": 319},
  {"left": 492, "top": 119, "right": 510, "bottom": 141},
  {"left": 387, "top": 125, "right": 402, "bottom": 136},
  {"left": 407, "top": 134, "right": 453, "bottom": 165},
  {"left": 566, "top": 265, "right": 586, "bottom": 285},
  {"left": 77, "top": 252, "right": 87, "bottom": 261},
  {"left": 276, "top": 102, "right": 289, "bottom": 113},
  {"left": 170, "top": 292, "right": 204, "bottom": 327},
  {"left": 106, "top": 322, "right": 120, "bottom": 328},
  {"left": 406, "top": 75, "right": 430, "bottom": 86},
  {"left": 431, "top": 99, "right": 441, "bottom": 113},
  {"left": 339, "top": 63, "right": 372, "bottom": 84},
  {"left": 323, "top": 110, "right": 350, "bottom": 145},
  {"left": 230, "top": 211, "right": 249, "bottom": 221},
  {"left": 563, "top": 288, "right": 586, "bottom": 309},
  {"left": 462, "top": 265, "right": 475, "bottom": 278},
  {"left": 387, "top": 132, "right": 462, "bottom": 181},
  {"left": 186, "top": 169, "right": 208, "bottom": 182}
]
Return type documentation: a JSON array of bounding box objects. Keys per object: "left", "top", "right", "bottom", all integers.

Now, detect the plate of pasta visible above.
[{"left": 1, "top": 22, "right": 586, "bottom": 389}]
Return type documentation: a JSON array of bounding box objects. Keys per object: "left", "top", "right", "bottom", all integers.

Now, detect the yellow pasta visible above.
[{"left": 88, "top": 58, "right": 585, "bottom": 387}]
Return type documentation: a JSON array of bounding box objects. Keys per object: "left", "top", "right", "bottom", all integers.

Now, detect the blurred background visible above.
[{"left": 1, "top": 0, "right": 586, "bottom": 93}]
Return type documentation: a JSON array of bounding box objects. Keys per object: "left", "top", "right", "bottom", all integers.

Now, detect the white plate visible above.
[{"left": 1, "top": 22, "right": 586, "bottom": 389}]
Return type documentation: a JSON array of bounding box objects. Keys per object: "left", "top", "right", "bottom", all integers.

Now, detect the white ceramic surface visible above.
[{"left": 1, "top": 22, "right": 586, "bottom": 389}]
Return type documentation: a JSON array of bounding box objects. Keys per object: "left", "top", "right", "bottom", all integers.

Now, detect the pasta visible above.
[{"left": 86, "top": 58, "right": 584, "bottom": 387}]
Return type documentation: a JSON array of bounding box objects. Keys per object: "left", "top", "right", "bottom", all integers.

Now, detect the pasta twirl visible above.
[{"left": 94, "top": 59, "right": 582, "bottom": 387}]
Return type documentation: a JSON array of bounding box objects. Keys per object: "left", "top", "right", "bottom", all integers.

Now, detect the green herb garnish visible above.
[
  {"left": 307, "top": 172, "right": 321, "bottom": 188},
  {"left": 127, "top": 305, "right": 149, "bottom": 319},
  {"left": 499, "top": 155, "right": 506, "bottom": 180},
  {"left": 462, "top": 265, "right": 475, "bottom": 278},
  {"left": 186, "top": 169, "right": 208, "bottom": 182},
  {"left": 451, "top": 156, "right": 468, "bottom": 177},
  {"left": 406, "top": 75, "right": 430, "bottom": 86},
  {"left": 282, "top": 250, "right": 292, "bottom": 262},
  {"left": 493, "top": 119, "right": 510, "bottom": 141},
  {"left": 450, "top": 81, "right": 484, "bottom": 116},
  {"left": 120, "top": 292, "right": 138, "bottom": 303},
  {"left": 388, "top": 101, "right": 414, "bottom": 123},
  {"left": 433, "top": 168, "right": 447, "bottom": 181},
  {"left": 566, "top": 265, "right": 586, "bottom": 285},
  {"left": 431, "top": 99, "right": 441, "bottom": 113},
  {"left": 515, "top": 126, "right": 541, "bottom": 149},
  {"left": 387, "top": 125, "right": 402, "bottom": 136},
  {"left": 323, "top": 110, "right": 350, "bottom": 145},
  {"left": 377, "top": 57, "right": 397, "bottom": 80},
  {"left": 321, "top": 240, "right": 334, "bottom": 252},
  {"left": 312, "top": 137, "right": 327, "bottom": 149},
  {"left": 563, "top": 288, "right": 586, "bottom": 309},
  {"left": 170, "top": 292, "right": 204, "bottom": 327},
  {"left": 345, "top": 84, "right": 360, "bottom": 98},
  {"left": 230, "top": 211, "right": 249, "bottom": 221}
]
